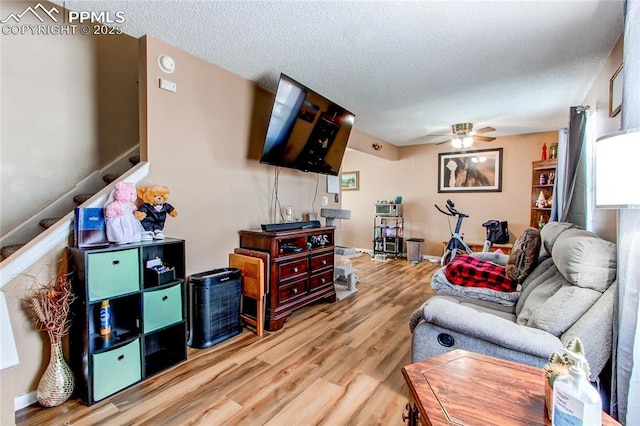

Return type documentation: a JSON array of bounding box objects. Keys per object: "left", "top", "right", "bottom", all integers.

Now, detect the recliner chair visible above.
[{"left": 410, "top": 222, "right": 617, "bottom": 379}]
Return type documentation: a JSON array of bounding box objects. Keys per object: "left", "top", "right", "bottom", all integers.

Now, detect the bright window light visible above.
[{"left": 595, "top": 128, "right": 640, "bottom": 208}]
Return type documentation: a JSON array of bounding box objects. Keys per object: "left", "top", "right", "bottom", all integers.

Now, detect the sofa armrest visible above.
[
  {"left": 420, "top": 297, "right": 562, "bottom": 359},
  {"left": 561, "top": 281, "right": 616, "bottom": 378}
]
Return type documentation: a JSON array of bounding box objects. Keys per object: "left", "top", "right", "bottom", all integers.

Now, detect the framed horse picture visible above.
[{"left": 438, "top": 148, "right": 503, "bottom": 193}]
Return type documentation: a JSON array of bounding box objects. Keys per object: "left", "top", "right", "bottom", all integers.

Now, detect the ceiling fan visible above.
[{"left": 434, "top": 123, "right": 497, "bottom": 147}]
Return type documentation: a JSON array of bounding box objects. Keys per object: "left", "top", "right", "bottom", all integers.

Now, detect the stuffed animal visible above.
[
  {"left": 104, "top": 182, "right": 145, "bottom": 244},
  {"left": 135, "top": 185, "right": 178, "bottom": 240}
]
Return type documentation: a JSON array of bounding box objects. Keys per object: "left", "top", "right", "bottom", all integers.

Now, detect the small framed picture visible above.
[
  {"left": 341, "top": 171, "right": 359, "bottom": 191},
  {"left": 609, "top": 63, "right": 623, "bottom": 118}
]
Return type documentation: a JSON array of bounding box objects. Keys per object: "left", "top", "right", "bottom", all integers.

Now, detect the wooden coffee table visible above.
[{"left": 402, "top": 349, "right": 620, "bottom": 425}]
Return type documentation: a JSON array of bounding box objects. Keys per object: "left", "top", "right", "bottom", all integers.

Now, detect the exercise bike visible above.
[{"left": 435, "top": 199, "right": 500, "bottom": 266}]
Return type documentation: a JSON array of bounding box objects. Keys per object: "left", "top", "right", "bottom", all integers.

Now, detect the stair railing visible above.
[{"left": 0, "top": 162, "right": 149, "bottom": 288}]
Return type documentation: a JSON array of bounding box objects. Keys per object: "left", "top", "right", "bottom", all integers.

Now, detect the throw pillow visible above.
[{"left": 506, "top": 228, "right": 541, "bottom": 283}]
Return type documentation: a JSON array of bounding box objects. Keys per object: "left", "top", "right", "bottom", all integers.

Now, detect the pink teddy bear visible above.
[{"left": 104, "top": 182, "right": 145, "bottom": 244}]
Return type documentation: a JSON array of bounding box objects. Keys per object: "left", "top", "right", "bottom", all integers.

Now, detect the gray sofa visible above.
[{"left": 410, "top": 222, "right": 617, "bottom": 379}]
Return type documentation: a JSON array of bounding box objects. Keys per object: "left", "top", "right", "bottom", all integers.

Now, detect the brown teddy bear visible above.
[{"left": 135, "top": 185, "right": 178, "bottom": 240}]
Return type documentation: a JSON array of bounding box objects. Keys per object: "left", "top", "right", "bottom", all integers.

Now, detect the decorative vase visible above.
[{"left": 37, "top": 341, "right": 74, "bottom": 407}]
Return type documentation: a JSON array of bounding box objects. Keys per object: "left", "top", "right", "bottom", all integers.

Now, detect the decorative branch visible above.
[{"left": 23, "top": 255, "right": 75, "bottom": 344}]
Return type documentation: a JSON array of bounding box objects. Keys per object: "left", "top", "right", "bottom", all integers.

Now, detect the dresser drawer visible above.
[
  {"left": 143, "top": 284, "right": 183, "bottom": 333},
  {"left": 278, "top": 278, "right": 307, "bottom": 303},
  {"left": 278, "top": 258, "right": 308, "bottom": 282},
  {"left": 310, "top": 269, "right": 333, "bottom": 291},
  {"left": 310, "top": 253, "right": 333, "bottom": 272},
  {"left": 88, "top": 249, "right": 140, "bottom": 301},
  {"left": 92, "top": 339, "right": 141, "bottom": 401}
]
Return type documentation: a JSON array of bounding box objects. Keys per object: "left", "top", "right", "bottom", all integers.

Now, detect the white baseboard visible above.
[{"left": 14, "top": 391, "right": 37, "bottom": 411}]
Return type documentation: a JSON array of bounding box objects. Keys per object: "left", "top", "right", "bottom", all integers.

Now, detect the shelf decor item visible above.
[
  {"left": 543, "top": 337, "right": 589, "bottom": 418},
  {"left": 530, "top": 158, "right": 557, "bottom": 227},
  {"left": 37, "top": 342, "right": 75, "bottom": 407},
  {"left": 26, "top": 268, "right": 75, "bottom": 407}
]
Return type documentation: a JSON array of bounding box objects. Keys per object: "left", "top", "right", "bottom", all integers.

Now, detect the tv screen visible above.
[{"left": 260, "top": 74, "right": 355, "bottom": 176}]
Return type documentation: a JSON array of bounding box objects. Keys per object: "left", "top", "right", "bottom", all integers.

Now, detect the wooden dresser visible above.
[{"left": 238, "top": 226, "right": 336, "bottom": 331}]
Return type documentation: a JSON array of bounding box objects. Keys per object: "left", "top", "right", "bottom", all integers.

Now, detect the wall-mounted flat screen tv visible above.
[{"left": 260, "top": 74, "right": 355, "bottom": 176}]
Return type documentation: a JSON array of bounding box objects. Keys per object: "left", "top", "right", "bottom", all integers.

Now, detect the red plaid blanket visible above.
[{"left": 444, "top": 255, "right": 517, "bottom": 292}]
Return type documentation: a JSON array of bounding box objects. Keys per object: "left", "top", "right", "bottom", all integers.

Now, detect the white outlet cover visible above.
[{"left": 159, "top": 78, "right": 177, "bottom": 93}]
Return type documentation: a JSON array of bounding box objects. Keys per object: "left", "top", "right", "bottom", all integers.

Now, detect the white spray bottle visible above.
[{"left": 552, "top": 348, "right": 602, "bottom": 426}]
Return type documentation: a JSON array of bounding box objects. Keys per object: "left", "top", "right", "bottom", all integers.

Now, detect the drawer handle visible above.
[
  {"left": 292, "top": 288, "right": 298, "bottom": 294},
  {"left": 320, "top": 278, "right": 326, "bottom": 284},
  {"left": 321, "top": 260, "right": 327, "bottom": 265},
  {"left": 112, "top": 259, "right": 120, "bottom": 266},
  {"left": 162, "top": 295, "right": 168, "bottom": 301},
  {"left": 293, "top": 267, "right": 299, "bottom": 273},
  {"left": 118, "top": 354, "right": 125, "bottom": 361}
]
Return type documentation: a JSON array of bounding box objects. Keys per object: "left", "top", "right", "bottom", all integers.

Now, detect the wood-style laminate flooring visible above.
[{"left": 16, "top": 254, "right": 438, "bottom": 426}]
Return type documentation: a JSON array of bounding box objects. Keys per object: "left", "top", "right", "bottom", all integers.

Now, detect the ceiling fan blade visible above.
[
  {"left": 473, "top": 135, "right": 496, "bottom": 142},
  {"left": 474, "top": 126, "right": 496, "bottom": 135},
  {"left": 435, "top": 140, "right": 451, "bottom": 145}
]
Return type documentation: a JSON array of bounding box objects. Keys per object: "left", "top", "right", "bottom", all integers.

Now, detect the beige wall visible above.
[
  {"left": 347, "top": 128, "right": 398, "bottom": 161},
  {"left": 341, "top": 132, "right": 559, "bottom": 256},
  {"left": 0, "top": 0, "right": 138, "bottom": 235},
  {"left": 139, "top": 36, "right": 349, "bottom": 275},
  {"left": 340, "top": 35, "right": 625, "bottom": 255},
  {"left": 583, "top": 35, "right": 623, "bottom": 243},
  {"left": 0, "top": 244, "right": 69, "bottom": 426},
  {"left": 0, "top": 2, "right": 137, "bottom": 423}
]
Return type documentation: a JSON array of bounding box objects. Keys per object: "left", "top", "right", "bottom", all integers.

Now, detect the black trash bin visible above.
[
  {"left": 406, "top": 238, "right": 425, "bottom": 263},
  {"left": 188, "top": 268, "right": 242, "bottom": 349}
]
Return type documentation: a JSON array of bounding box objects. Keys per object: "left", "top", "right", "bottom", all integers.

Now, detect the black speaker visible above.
[{"left": 188, "top": 268, "right": 242, "bottom": 349}]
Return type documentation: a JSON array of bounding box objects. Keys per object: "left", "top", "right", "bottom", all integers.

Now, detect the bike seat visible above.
[{"left": 482, "top": 220, "right": 500, "bottom": 227}]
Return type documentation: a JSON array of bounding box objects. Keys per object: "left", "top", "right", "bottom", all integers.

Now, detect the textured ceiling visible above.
[{"left": 58, "top": 0, "right": 624, "bottom": 146}]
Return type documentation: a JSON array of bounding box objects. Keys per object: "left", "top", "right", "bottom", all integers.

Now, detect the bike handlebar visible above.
[
  {"left": 434, "top": 203, "right": 451, "bottom": 216},
  {"left": 435, "top": 200, "right": 469, "bottom": 218}
]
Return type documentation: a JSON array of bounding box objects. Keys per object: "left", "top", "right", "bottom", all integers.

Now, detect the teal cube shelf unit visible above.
[{"left": 68, "top": 238, "right": 187, "bottom": 405}]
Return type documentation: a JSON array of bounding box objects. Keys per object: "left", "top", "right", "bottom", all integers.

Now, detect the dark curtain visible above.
[{"left": 557, "top": 107, "right": 588, "bottom": 225}]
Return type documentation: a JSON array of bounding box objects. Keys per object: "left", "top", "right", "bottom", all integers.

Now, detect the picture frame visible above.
[
  {"left": 609, "top": 63, "right": 623, "bottom": 118},
  {"left": 341, "top": 171, "right": 359, "bottom": 191},
  {"left": 438, "top": 148, "right": 503, "bottom": 193}
]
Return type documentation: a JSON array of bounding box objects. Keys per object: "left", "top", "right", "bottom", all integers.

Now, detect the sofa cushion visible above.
[
  {"left": 552, "top": 229, "right": 617, "bottom": 292},
  {"left": 515, "top": 226, "right": 616, "bottom": 337},
  {"left": 516, "top": 257, "right": 557, "bottom": 314},
  {"left": 516, "top": 269, "right": 602, "bottom": 336},
  {"left": 432, "top": 268, "right": 521, "bottom": 306},
  {"left": 539, "top": 221, "right": 581, "bottom": 257},
  {"left": 430, "top": 293, "right": 517, "bottom": 316},
  {"left": 506, "top": 228, "right": 541, "bottom": 283}
]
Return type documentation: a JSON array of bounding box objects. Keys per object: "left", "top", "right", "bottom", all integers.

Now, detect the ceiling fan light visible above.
[
  {"left": 451, "top": 138, "right": 463, "bottom": 148},
  {"left": 462, "top": 136, "right": 474, "bottom": 147}
]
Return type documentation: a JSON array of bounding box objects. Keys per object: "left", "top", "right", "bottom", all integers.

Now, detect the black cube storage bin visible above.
[{"left": 188, "top": 268, "right": 242, "bottom": 349}]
